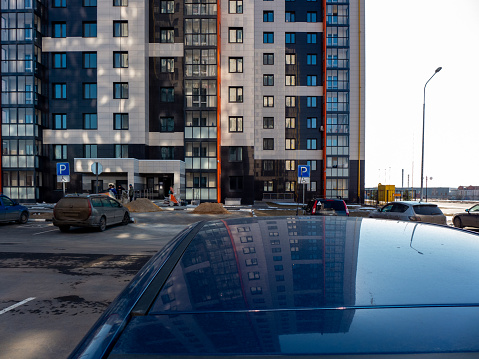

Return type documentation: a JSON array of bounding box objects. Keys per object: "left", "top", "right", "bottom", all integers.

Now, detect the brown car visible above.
[
  {"left": 453, "top": 204, "right": 479, "bottom": 229},
  {"left": 53, "top": 194, "right": 130, "bottom": 232}
]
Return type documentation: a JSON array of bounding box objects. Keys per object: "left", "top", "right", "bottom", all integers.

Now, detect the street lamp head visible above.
[{"left": 435, "top": 67, "right": 442, "bottom": 73}]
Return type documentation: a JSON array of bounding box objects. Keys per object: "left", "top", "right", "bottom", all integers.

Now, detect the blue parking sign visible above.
[
  {"left": 298, "top": 165, "right": 310, "bottom": 178},
  {"left": 57, "top": 162, "right": 70, "bottom": 176}
]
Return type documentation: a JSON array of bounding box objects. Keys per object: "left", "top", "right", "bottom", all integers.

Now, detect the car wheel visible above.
[
  {"left": 59, "top": 225, "right": 70, "bottom": 232},
  {"left": 122, "top": 212, "right": 130, "bottom": 225},
  {"left": 18, "top": 211, "right": 29, "bottom": 224},
  {"left": 453, "top": 217, "right": 463, "bottom": 228},
  {"left": 98, "top": 216, "right": 107, "bottom": 232}
]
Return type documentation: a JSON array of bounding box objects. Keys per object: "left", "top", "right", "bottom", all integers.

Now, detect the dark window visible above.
[
  {"left": 160, "top": 147, "right": 175, "bottom": 159},
  {"left": 307, "top": 75, "right": 317, "bottom": 86},
  {"left": 307, "top": 54, "right": 317, "bottom": 65},
  {"left": 307, "top": 12, "right": 317, "bottom": 22},
  {"left": 160, "top": 0, "right": 174, "bottom": 13},
  {"left": 229, "top": 28, "right": 243, "bottom": 43},
  {"left": 54, "top": 145, "right": 67, "bottom": 160},
  {"left": 263, "top": 74, "right": 274, "bottom": 86},
  {"left": 83, "top": 22, "right": 97, "bottom": 37},
  {"left": 53, "top": 22, "right": 66, "bottom": 38},
  {"left": 263, "top": 117, "right": 274, "bottom": 129},
  {"left": 285, "top": 32, "right": 296, "bottom": 44},
  {"left": 263, "top": 11, "right": 274, "bottom": 22},
  {"left": 307, "top": 138, "right": 317, "bottom": 150},
  {"left": 307, "top": 33, "right": 317, "bottom": 43},
  {"left": 229, "top": 57, "right": 243, "bottom": 73},
  {"left": 83, "top": 83, "right": 97, "bottom": 99},
  {"left": 160, "top": 117, "right": 174, "bottom": 132},
  {"left": 53, "top": 53, "right": 66, "bottom": 68},
  {"left": 263, "top": 160, "right": 274, "bottom": 171},
  {"left": 229, "top": 87, "right": 243, "bottom": 103},
  {"left": 83, "top": 52, "right": 97, "bottom": 68},
  {"left": 263, "top": 53, "right": 274, "bottom": 65},
  {"left": 263, "top": 32, "right": 274, "bottom": 43},
  {"left": 307, "top": 117, "right": 317, "bottom": 128},
  {"left": 160, "top": 58, "right": 174, "bottom": 72},
  {"left": 113, "top": 52, "right": 128, "bottom": 68},
  {"left": 229, "top": 176, "right": 243, "bottom": 191},
  {"left": 83, "top": 0, "right": 97, "bottom": 6},
  {"left": 285, "top": 11, "right": 295, "bottom": 22},
  {"left": 160, "top": 87, "right": 174, "bottom": 102},
  {"left": 114, "top": 144, "right": 128, "bottom": 158},
  {"left": 53, "top": 83, "right": 66, "bottom": 99},
  {"left": 229, "top": 116, "right": 243, "bottom": 132},
  {"left": 53, "top": 114, "right": 66, "bottom": 129},
  {"left": 413, "top": 205, "right": 443, "bottom": 215},
  {"left": 113, "top": 0, "right": 128, "bottom": 5},
  {"left": 160, "top": 28, "right": 174, "bottom": 43},
  {"left": 114, "top": 113, "right": 129, "bottom": 130},
  {"left": 229, "top": 0, "right": 243, "bottom": 13},
  {"left": 113, "top": 82, "right": 129, "bottom": 99},
  {"left": 113, "top": 21, "right": 128, "bottom": 37},
  {"left": 307, "top": 96, "right": 317, "bottom": 107},
  {"left": 263, "top": 138, "right": 274, "bottom": 150},
  {"left": 83, "top": 114, "right": 97, "bottom": 129},
  {"left": 229, "top": 147, "right": 243, "bottom": 162},
  {"left": 53, "top": 0, "right": 66, "bottom": 7}
]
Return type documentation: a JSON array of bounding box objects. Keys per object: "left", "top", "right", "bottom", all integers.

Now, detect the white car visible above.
[{"left": 369, "top": 201, "right": 447, "bottom": 225}]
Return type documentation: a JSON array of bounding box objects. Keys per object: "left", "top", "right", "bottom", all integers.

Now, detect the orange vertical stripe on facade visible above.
[
  {"left": 216, "top": 1, "right": 222, "bottom": 203},
  {"left": 322, "top": 0, "right": 327, "bottom": 198}
]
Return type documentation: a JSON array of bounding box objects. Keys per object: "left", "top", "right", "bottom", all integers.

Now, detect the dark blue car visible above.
[
  {"left": 0, "top": 194, "right": 29, "bottom": 224},
  {"left": 69, "top": 216, "right": 479, "bottom": 358}
]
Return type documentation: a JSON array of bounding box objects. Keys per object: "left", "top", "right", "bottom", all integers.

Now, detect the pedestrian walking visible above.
[{"left": 128, "top": 184, "right": 134, "bottom": 202}]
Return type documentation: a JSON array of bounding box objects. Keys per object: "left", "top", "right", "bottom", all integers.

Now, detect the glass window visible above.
[
  {"left": 160, "top": 28, "right": 174, "bottom": 43},
  {"left": 229, "top": 116, "right": 243, "bottom": 132},
  {"left": 307, "top": 96, "right": 317, "bottom": 107},
  {"left": 160, "top": 0, "right": 174, "bottom": 13},
  {"left": 285, "top": 138, "right": 296, "bottom": 150},
  {"left": 114, "top": 144, "right": 128, "bottom": 158},
  {"left": 263, "top": 11, "right": 274, "bottom": 22},
  {"left": 286, "top": 117, "right": 296, "bottom": 129},
  {"left": 113, "top": 82, "right": 129, "bottom": 99},
  {"left": 83, "top": 22, "right": 97, "bottom": 37},
  {"left": 307, "top": 138, "right": 317, "bottom": 149},
  {"left": 83, "top": 52, "right": 97, "bottom": 68},
  {"left": 263, "top": 160, "right": 274, "bottom": 171},
  {"left": 83, "top": 83, "right": 97, "bottom": 99},
  {"left": 53, "top": 0, "right": 66, "bottom": 7},
  {"left": 53, "top": 83, "right": 67, "bottom": 99},
  {"left": 229, "top": 0, "right": 243, "bottom": 14},
  {"left": 307, "top": 54, "right": 317, "bottom": 65},
  {"left": 285, "top": 33, "right": 295, "bottom": 44},
  {"left": 53, "top": 22, "right": 66, "bottom": 38},
  {"left": 229, "top": 87, "right": 243, "bottom": 103},
  {"left": 229, "top": 28, "right": 243, "bottom": 43},
  {"left": 53, "top": 53, "right": 66, "bottom": 68},
  {"left": 160, "top": 58, "right": 174, "bottom": 72},
  {"left": 53, "top": 114, "right": 66, "bottom": 129},
  {"left": 160, "top": 147, "right": 175, "bottom": 159},
  {"left": 114, "top": 52, "right": 129, "bottom": 68},
  {"left": 229, "top": 57, "right": 243, "bottom": 73},
  {"left": 285, "top": 11, "right": 295, "bottom": 22},
  {"left": 263, "top": 74, "right": 274, "bottom": 86},
  {"left": 263, "top": 117, "right": 274, "bottom": 129},
  {"left": 285, "top": 54, "right": 296, "bottom": 65},
  {"left": 285, "top": 160, "right": 295, "bottom": 171},
  {"left": 114, "top": 113, "right": 129, "bottom": 130},
  {"left": 307, "top": 117, "right": 317, "bottom": 128},
  {"left": 285, "top": 75, "right": 296, "bottom": 86},
  {"left": 307, "top": 33, "right": 317, "bottom": 43},
  {"left": 160, "top": 87, "right": 174, "bottom": 102},
  {"left": 113, "top": 21, "right": 128, "bottom": 37},
  {"left": 113, "top": 0, "right": 128, "bottom": 5},
  {"left": 230, "top": 176, "right": 243, "bottom": 191},
  {"left": 84, "top": 0, "right": 97, "bottom": 6},
  {"left": 285, "top": 96, "right": 296, "bottom": 107},
  {"left": 307, "top": 75, "right": 317, "bottom": 86},
  {"left": 229, "top": 147, "right": 243, "bottom": 162},
  {"left": 54, "top": 145, "right": 67, "bottom": 160},
  {"left": 263, "top": 138, "right": 274, "bottom": 150},
  {"left": 160, "top": 117, "right": 174, "bottom": 132},
  {"left": 84, "top": 145, "right": 97, "bottom": 158},
  {"left": 263, "top": 32, "right": 274, "bottom": 43},
  {"left": 83, "top": 114, "right": 97, "bottom": 129},
  {"left": 263, "top": 96, "right": 274, "bottom": 107},
  {"left": 264, "top": 181, "right": 273, "bottom": 192},
  {"left": 263, "top": 53, "right": 274, "bottom": 65},
  {"left": 307, "top": 12, "right": 317, "bottom": 22}
]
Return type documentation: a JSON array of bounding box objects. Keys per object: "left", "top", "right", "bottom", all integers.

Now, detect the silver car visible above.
[
  {"left": 53, "top": 194, "right": 130, "bottom": 232},
  {"left": 369, "top": 201, "right": 447, "bottom": 225}
]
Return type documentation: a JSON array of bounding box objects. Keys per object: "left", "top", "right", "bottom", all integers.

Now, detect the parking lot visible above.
[{"left": 0, "top": 201, "right": 476, "bottom": 359}]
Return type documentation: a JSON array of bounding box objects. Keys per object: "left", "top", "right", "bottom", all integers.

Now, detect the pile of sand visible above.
[
  {"left": 192, "top": 203, "right": 231, "bottom": 214},
  {"left": 125, "top": 198, "right": 162, "bottom": 212}
]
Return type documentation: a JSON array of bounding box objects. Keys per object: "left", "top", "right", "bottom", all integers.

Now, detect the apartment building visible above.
[{"left": 0, "top": 0, "right": 365, "bottom": 204}]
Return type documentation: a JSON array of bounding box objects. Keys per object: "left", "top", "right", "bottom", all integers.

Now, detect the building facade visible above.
[{"left": 1, "top": 0, "right": 365, "bottom": 204}]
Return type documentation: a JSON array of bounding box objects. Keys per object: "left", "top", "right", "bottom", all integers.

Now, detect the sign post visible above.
[
  {"left": 91, "top": 162, "right": 103, "bottom": 194},
  {"left": 56, "top": 163, "right": 70, "bottom": 196},
  {"left": 297, "top": 165, "right": 311, "bottom": 211}
]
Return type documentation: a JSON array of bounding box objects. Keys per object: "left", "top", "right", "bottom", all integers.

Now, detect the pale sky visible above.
[{"left": 365, "top": 0, "right": 479, "bottom": 188}]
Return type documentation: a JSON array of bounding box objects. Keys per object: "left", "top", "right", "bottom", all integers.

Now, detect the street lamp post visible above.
[{"left": 420, "top": 67, "right": 442, "bottom": 202}]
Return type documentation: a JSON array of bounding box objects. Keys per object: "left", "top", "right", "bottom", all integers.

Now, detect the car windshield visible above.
[{"left": 413, "top": 205, "right": 443, "bottom": 215}]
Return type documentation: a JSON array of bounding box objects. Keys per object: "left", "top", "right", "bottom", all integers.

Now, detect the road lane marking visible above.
[
  {"left": 33, "top": 229, "right": 58, "bottom": 236},
  {"left": 0, "top": 297, "right": 36, "bottom": 315}
]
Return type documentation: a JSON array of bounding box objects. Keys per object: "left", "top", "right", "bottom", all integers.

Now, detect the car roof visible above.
[
  {"left": 70, "top": 217, "right": 479, "bottom": 358},
  {"left": 387, "top": 201, "right": 438, "bottom": 206}
]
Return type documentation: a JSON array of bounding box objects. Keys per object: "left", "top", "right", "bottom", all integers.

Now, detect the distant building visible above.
[
  {"left": 450, "top": 186, "right": 479, "bottom": 200},
  {"left": 0, "top": 0, "right": 365, "bottom": 204}
]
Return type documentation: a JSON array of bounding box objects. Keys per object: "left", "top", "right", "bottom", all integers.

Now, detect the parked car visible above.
[
  {"left": 452, "top": 203, "right": 479, "bottom": 229},
  {"left": 69, "top": 216, "right": 479, "bottom": 358},
  {"left": 304, "top": 198, "right": 349, "bottom": 216},
  {"left": 369, "top": 201, "right": 447, "bottom": 225},
  {"left": 0, "top": 194, "right": 29, "bottom": 224},
  {"left": 53, "top": 194, "right": 130, "bottom": 232}
]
